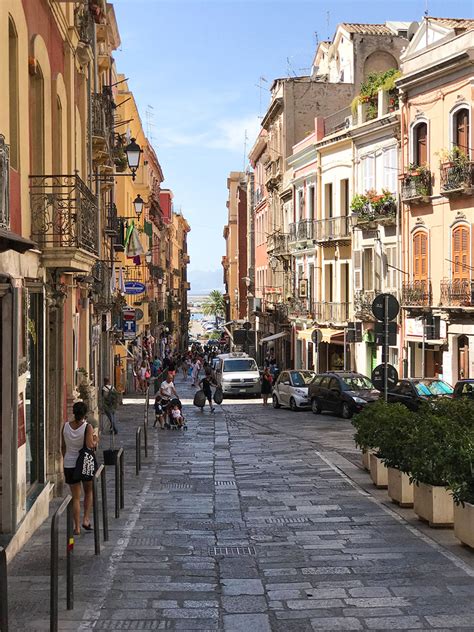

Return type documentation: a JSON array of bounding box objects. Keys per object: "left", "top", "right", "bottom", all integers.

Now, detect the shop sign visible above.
[
  {"left": 124, "top": 281, "right": 146, "bottom": 295},
  {"left": 405, "top": 318, "right": 446, "bottom": 339}
]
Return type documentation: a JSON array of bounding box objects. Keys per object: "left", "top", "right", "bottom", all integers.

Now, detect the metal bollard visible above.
[
  {"left": 136, "top": 426, "right": 142, "bottom": 475},
  {"left": 120, "top": 449, "right": 125, "bottom": 509},
  {"left": 99, "top": 466, "right": 109, "bottom": 542},
  {"left": 143, "top": 420, "right": 148, "bottom": 458},
  {"left": 0, "top": 547, "right": 8, "bottom": 631},
  {"left": 92, "top": 466, "right": 102, "bottom": 555},
  {"left": 50, "top": 495, "right": 74, "bottom": 632},
  {"left": 115, "top": 448, "right": 124, "bottom": 518}
]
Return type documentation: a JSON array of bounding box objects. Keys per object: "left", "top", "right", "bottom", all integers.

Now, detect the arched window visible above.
[
  {"left": 30, "top": 64, "right": 44, "bottom": 174},
  {"left": 452, "top": 225, "right": 470, "bottom": 282},
  {"left": 413, "top": 122, "right": 428, "bottom": 166},
  {"left": 53, "top": 96, "right": 62, "bottom": 174},
  {"left": 413, "top": 231, "right": 428, "bottom": 282},
  {"left": 8, "top": 17, "right": 19, "bottom": 170},
  {"left": 454, "top": 108, "right": 469, "bottom": 155}
]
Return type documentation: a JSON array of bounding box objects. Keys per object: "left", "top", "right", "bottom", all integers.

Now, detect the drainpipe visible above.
[
  {"left": 11, "top": 285, "right": 19, "bottom": 533},
  {"left": 400, "top": 91, "right": 408, "bottom": 378}
]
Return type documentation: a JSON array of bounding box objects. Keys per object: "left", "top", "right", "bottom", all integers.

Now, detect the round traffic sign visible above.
[
  {"left": 311, "top": 329, "right": 323, "bottom": 345},
  {"left": 371, "top": 363, "right": 399, "bottom": 392},
  {"left": 135, "top": 308, "right": 144, "bottom": 321},
  {"left": 372, "top": 293, "right": 400, "bottom": 322},
  {"left": 243, "top": 321, "right": 252, "bottom": 331}
]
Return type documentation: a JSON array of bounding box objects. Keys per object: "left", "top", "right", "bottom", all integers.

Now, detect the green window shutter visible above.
[{"left": 144, "top": 220, "right": 153, "bottom": 238}]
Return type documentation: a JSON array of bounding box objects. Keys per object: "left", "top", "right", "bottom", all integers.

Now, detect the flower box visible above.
[
  {"left": 387, "top": 467, "right": 414, "bottom": 507},
  {"left": 370, "top": 453, "right": 388, "bottom": 488},
  {"left": 454, "top": 502, "right": 474, "bottom": 549},
  {"left": 413, "top": 482, "right": 453, "bottom": 527}
]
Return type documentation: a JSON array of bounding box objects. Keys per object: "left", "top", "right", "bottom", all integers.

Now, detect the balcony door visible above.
[
  {"left": 413, "top": 231, "right": 428, "bottom": 284},
  {"left": 414, "top": 123, "right": 427, "bottom": 166},
  {"left": 452, "top": 225, "right": 470, "bottom": 282},
  {"left": 454, "top": 109, "right": 469, "bottom": 155}
]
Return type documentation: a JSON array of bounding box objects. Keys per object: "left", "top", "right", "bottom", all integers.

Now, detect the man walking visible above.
[{"left": 101, "top": 377, "right": 120, "bottom": 434}]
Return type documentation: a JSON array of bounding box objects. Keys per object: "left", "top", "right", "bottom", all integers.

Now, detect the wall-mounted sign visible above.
[
  {"left": 135, "top": 308, "right": 144, "bottom": 321},
  {"left": 123, "top": 319, "right": 137, "bottom": 340},
  {"left": 298, "top": 279, "right": 308, "bottom": 299},
  {"left": 124, "top": 281, "right": 146, "bottom": 295}
]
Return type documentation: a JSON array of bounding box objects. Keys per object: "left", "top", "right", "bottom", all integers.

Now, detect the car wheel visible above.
[
  {"left": 311, "top": 398, "right": 322, "bottom": 414},
  {"left": 341, "top": 402, "right": 353, "bottom": 419},
  {"left": 272, "top": 395, "right": 281, "bottom": 409},
  {"left": 289, "top": 397, "right": 298, "bottom": 412}
]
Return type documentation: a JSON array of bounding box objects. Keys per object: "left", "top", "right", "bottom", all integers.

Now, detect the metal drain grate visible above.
[
  {"left": 215, "top": 480, "right": 237, "bottom": 487},
  {"left": 208, "top": 545, "right": 256, "bottom": 556},
  {"left": 127, "top": 537, "right": 165, "bottom": 546},
  {"left": 94, "top": 621, "right": 166, "bottom": 630},
  {"left": 160, "top": 482, "right": 192, "bottom": 490},
  {"left": 265, "top": 516, "right": 310, "bottom": 524}
]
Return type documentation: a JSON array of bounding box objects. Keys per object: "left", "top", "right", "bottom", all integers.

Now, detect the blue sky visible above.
[{"left": 113, "top": 0, "right": 473, "bottom": 291}]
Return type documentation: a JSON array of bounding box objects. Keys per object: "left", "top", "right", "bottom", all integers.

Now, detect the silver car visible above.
[{"left": 272, "top": 370, "right": 316, "bottom": 411}]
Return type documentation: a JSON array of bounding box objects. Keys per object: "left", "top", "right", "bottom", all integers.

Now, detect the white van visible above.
[{"left": 215, "top": 352, "right": 261, "bottom": 396}]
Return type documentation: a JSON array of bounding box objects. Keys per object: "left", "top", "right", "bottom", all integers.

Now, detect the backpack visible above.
[{"left": 104, "top": 387, "right": 120, "bottom": 409}]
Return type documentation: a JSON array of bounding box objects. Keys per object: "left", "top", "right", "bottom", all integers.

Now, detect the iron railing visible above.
[
  {"left": 91, "top": 91, "right": 115, "bottom": 148},
  {"left": 289, "top": 220, "right": 316, "bottom": 243},
  {"left": 401, "top": 171, "right": 432, "bottom": 202},
  {"left": 353, "top": 289, "right": 377, "bottom": 320},
  {"left": 315, "top": 216, "right": 350, "bottom": 242},
  {"left": 30, "top": 174, "right": 99, "bottom": 255},
  {"left": 0, "top": 135, "right": 9, "bottom": 230},
  {"left": 401, "top": 280, "right": 432, "bottom": 306},
  {"left": 92, "top": 261, "right": 112, "bottom": 310},
  {"left": 312, "top": 302, "right": 349, "bottom": 323},
  {"left": 74, "top": 4, "right": 94, "bottom": 45},
  {"left": 440, "top": 161, "right": 474, "bottom": 194},
  {"left": 254, "top": 185, "right": 265, "bottom": 206},
  {"left": 440, "top": 278, "right": 474, "bottom": 307},
  {"left": 267, "top": 233, "right": 289, "bottom": 256}
]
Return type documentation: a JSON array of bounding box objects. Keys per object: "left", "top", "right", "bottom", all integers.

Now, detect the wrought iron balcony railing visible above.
[
  {"left": 440, "top": 278, "right": 474, "bottom": 307},
  {"left": 0, "top": 135, "right": 9, "bottom": 230},
  {"left": 401, "top": 280, "right": 432, "bottom": 307},
  {"left": 353, "top": 289, "right": 377, "bottom": 320},
  {"left": 315, "top": 216, "right": 350, "bottom": 242},
  {"left": 91, "top": 260, "right": 112, "bottom": 310},
  {"left": 288, "top": 220, "right": 315, "bottom": 244},
  {"left": 91, "top": 91, "right": 115, "bottom": 148},
  {"left": 440, "top": 161, "right": 474, "bottom": 195},
  {"left": 312, "top": 302, "right": 349, "bottom": 324},
  {"left": 267, "top": 232, "right": 289, "bottom": 257},
  {"left": 74, "top": 4, "right": 95, "bottom": 45},
  {"left": 400, "top": 170, "right": 432, "bottom": 203},
  {"left": 30, "top": 174, "right": 99, "bottom": 255}
]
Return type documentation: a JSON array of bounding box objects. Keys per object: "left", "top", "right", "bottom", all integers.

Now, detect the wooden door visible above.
[
  {"left": 458, "top": 335, "right": 470, "bottom": 379},
  {"left": 452, "top": 226, "right": 470, "bottom": 281},
  {"left": 415, "top": 123, "right": 427, "bottom": 166},
  {"left": 455, "top": 109, "right": 469, "bottom": 155},
  {"left": 413, "top": 232, "right": 428, "bottom": 282}
]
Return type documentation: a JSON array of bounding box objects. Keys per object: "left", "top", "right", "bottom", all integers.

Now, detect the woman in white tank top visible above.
[{"left": 61, "top": 401, "right": 98, "bottom": 535}]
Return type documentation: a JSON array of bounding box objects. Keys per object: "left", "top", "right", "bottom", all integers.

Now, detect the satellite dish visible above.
[{"left": 407, "top": 21, "right": 419, "bottom": 41}]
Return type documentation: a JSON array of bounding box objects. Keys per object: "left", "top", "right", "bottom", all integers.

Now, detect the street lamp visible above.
[
  {"left": 145, "top": 251, "right": 152, "bottom": 264},
  {"left": 125, "top": 138, "right": 142, "bottom": 180},
  {"left": 133, "top": 194, "right": 144, "bottom": 218}
]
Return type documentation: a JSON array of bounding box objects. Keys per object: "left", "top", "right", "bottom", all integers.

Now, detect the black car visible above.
[
  {"left": 308, "top": 372, "right": 380, "bottom": 419},
  {"left": 387, "top": 378, "right": 453, "bottom": 410},
  {"left": 453, "top": 379, "right": 474, "bottom": 400}
]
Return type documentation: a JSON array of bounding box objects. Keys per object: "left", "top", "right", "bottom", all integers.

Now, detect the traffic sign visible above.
[
  {"left": 374, "top": 321, "right": 397, "bottom": 346},
  {"left": 123, "top": 319, "right": 137, "bottom": 340},
  {"left": 124, "top": 281, "right": 146, "bottom": 295},
  {"left": 122, "top": 307, "right": 136, "bottom": 321},
  {"left": 372, "top": 293, "right": 399, "bottom": 322},
  {"left": 311, "top": 329, "right": 322, "bottom": 345},
  {"left": 243, "top": 321, "right": 252, "bottom": 331},
  {"left": 371, "top": 363, "right": 398, "bottom": 392},
  {"left": 135, "top": 308, "right": 144, "bottom": 321}
]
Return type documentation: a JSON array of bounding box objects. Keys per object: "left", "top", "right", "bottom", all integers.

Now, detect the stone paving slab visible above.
[{"left": 6, "top": 377, "right": 474, "bottom": 630}]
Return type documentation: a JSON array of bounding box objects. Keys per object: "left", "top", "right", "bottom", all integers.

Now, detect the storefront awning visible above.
[
  {"left": 259, "top": 331, "right": 289, "bottom": 345},
  {"left": 298, "top": 327, "right": 344, "bottom": 344},
  {"left": 0, "top": 228, "right": 36, "bottom": 254}
]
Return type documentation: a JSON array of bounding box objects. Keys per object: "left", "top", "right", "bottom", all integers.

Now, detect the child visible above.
[
  {"left": 154, "top": 395, "right": 165, "bottom": 429},
  {"left": 171, "top": 404, "right": 186, "bottom": 430},
  {"left": 199, "top": 374, "right": 216, "bottom": 412}
]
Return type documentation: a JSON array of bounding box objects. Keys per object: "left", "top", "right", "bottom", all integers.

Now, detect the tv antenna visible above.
[
  {"left": 145, "top": 105, "right": 155, "bottom": 145},
  {"left": 255, "top": 76, "right": 268, "bottom": 119},
  {"left": 243, "top": 129, "right": 248, "bottom": 172}
]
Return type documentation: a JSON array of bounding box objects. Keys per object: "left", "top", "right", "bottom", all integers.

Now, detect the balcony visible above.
[
  {"left": 265, "top": 157, "right": 282, "bottom": 191},
  {"left": 0, "top": 135, "right": 9, "bottom": 231},
  {"left": 401, "top": 280, "right": 432, "bottom": 307},
  {"left": 312, "top": 302, "right": 349, "bottom": 324},
  {"left": 288, "top": 220, "right": 315, "bottom": 247},
  {"left": 400, "top": 169, "right": 432, "bottom": 204},
  {"left": 74, "top": 4, "right": 94, "bottom": 64},
  {"left": 315, "top": 216, "right": 350, "bottom": 243},
  {"left": 267, "top": 232, "right": 290, "bottom": 258},
  {"left": 351, "top": 191, "right": 397, "bottom": 229},
  {"left": 440, "top": 278, "right": 474, "bottom": 308},
  {"left": 30, "top": 174, "right": 99, "bottom": 271},
  {"left": 440, "top": 160, "right": 474, "bottom": 196},
  {"left": 91, "top": 260, "right": 112, "bottom": 311},
  {"left": 91, "top": 91, "right": 115, "bottom": 160},
  {"left": 353, "top": 289, "right": 377, "bottom": 320},
  {"left": 183, "top": 253, "right": 190, "bottom": 264},
  {"left": 254, "top": 185, "right": 266, "bottom": 207}
]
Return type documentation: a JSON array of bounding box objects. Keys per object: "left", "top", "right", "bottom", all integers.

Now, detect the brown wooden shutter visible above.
[
  {"left": 415, "top": 123, "right": 428, "bottom": 166},
  {"left": 452, "top": 225, "right": 470, "bottom": 281},
  {"left": 413, "top": 232, "right": 428, "bottom": 282},
  {"left": 455, "top": 109, "right": 469, "bottom": 155}
]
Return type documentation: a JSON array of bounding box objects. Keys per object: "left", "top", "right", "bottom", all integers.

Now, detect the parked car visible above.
[
  {"left": 308, "top": 372, "right": 380, "bottom": 418},
  {"left": 215, "top": 352, "right": 261, "bottom": 396},
  {"left": 453, "top": 379, "right": 474, "bottom": 400},
  {"left": 272, "top": 370, "right": 316, "bottom": 411},
  {"left": 387, "top": 378, "right": 453, "bottom": 410}
]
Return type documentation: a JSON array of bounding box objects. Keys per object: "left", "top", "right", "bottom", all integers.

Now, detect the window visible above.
[
  {"left": 353, "top": 250, "right": 362, "bottom": 291},
  {"left": 362, "top": 155, "right": 375, "bottom": 191},
  {"left": 340, "top": 179, "right": 349, "bottom": 216},
  {"left": 454, "top": 108, "right": 469, "bottom": 155},
  {"left": 8, "top": 17, "right": 19, "bottom": 170},
  {"left": 413, "top": 231, "right": 428, "bottom": 282},
  {"left": 452, "top": 225, "right": 470, "bottom": 281},
  {"left": 298, "top": 189, "right": 304, "bottom": 220},
  {"left": 413, "top": 122, "right": 428, "bottom": 166},
  {"left": 54, "top": 96, "right": 63, "bottom": 174},
  {"left": 30, "top": 64, "right": 44, "bottom": 174},
  {"left": 385, "top": 245, "right": 397, "bottom": 289},
  {"left": 308, "top": 185, "right": 315, "bottom": 219},
  {"left": 363, "top": 248, "right": 374, "bottom": 290},
  {"left": 324, "top": 183, "right": 333, "bottom": 218},
  {"left": 383, "top": 147, "right": 397, "bottom": 194}
]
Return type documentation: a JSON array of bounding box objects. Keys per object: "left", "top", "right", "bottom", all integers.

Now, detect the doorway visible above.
[{"left": 458, "top": 335, "right": 470, "bottom": 379}]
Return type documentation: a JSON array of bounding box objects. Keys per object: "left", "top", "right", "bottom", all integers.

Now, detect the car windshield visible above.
[
  {"left": 415, "top": 380, "right": 453, "bottom": 396},
  {"left": 341, "top": 375, "right": 373, "bottom": 390},
  {"left": 291, "top": 371, "right": 315, "bottom": 386},
  {"left": 223, "top": 359, "right": 258, "bottom": 372}
]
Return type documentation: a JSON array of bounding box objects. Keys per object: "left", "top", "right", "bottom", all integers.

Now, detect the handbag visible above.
[
  {"left": 213, "top": 386, "right": 223, "bottom": 405},
  {"left": 73, "top": 423, "right": 98, "bottom": 481}
]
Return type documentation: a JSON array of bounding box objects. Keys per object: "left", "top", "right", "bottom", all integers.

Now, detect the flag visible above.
[
  {"left": 126, "top": 226, "right": 146, "bottom": 258},
  {"left": 118, "top": 266, "right": 125, "bottom": 294},
  {"left": 110, "top": 261, "right": 116, "bottom": 294},
  {"left": 124, "top": 221, "right": 134, "bottom": 252}
]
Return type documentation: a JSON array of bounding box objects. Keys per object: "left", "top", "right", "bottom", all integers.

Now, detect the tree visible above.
[{"left": 202, "top": 290, "right": 225, "bottom": 328}]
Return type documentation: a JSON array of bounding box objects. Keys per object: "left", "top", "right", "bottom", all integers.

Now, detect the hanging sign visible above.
[{"left": 124, "top": 281, "right": 146, "bottom": 295}]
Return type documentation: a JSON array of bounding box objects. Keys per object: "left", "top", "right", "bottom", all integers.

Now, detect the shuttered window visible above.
[
  {"left": 455, "top": 109, "right": 469, "bottom": 155},
  {"left": 413, "top": 232, "right": 428, "bottom": 282},
  {"left": 452, "top": 225, "right": 470, "bottom": 281},
  {"left": 353, "top": 250, "right": 362, "bottom": 290},
  {"left": 385, "top": 246, "right": 397, "bottom": 290},
  {"left": 414, "top": 123, "right": 428, "bottom": 166}
]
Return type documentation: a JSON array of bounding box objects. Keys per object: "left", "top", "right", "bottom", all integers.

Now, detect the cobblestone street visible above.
[{"left": 8, "top": 376, "right": 474, "bottom": 631}]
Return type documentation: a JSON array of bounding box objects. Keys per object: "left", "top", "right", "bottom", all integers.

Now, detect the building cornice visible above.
[{"left": 261, "top": 98, "right": 284, "bottom": 130}]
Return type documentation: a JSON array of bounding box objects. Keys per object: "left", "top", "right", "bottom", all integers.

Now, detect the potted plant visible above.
[
  {"left": 352, "top": 400, "right": 389, "bottom": 488},
  {"left": 351, "top": 68, "right": 401, "bottom": 119}
]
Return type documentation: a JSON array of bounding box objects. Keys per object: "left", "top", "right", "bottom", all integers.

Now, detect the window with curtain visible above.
[
  {"left": 413, "top": 123, "right": 428, "bottom": 166},
  {"left": 413, "top": 232, "right": 428, "bottom": 282},
  {"left": 452, "top": 225, "right": 470, "bottom": 281},
  {"left": 383, "top": 147, "right": 398, "bottom": 194},
  {"left": 454, "top": 108, "right": 469, "bottom": 155}
]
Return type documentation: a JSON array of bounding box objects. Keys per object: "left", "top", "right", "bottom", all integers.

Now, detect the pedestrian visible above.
[
  {"left": 151, "top": 355, "right": 162, "bottom": 378},
  {"left": 101, "top": 377, "right": 120, "bottom": 434},
  {"left": 261, "top": 367, "right": 273, "bottom": 406},
  {"left": 199, "top": 373, "right": 216, "bottom": 412},
  {"left": 138, "top": 360, "right": 149, "bottom": 393},
  {"left": 192, "top": 357, "right": 202, "bottom": 387},
  {"left": 153, "top": 394, "right": 165, "bottom": 429},
  {"left": 62, "top": 401, "right": 98, "bottom": 535}
]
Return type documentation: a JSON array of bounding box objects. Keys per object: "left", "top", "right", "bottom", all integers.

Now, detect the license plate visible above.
[{"left": 239, "top": 389, "right": 247, "bottom": 393}]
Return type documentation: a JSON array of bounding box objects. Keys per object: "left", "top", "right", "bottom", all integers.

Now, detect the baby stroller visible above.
[{"left": 163, "top": 397, "right": 187, "bottom": 431}]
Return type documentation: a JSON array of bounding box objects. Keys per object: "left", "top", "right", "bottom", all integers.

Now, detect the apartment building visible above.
[{"left": 223, "top": 171, "right": 247, "bottom": 323}]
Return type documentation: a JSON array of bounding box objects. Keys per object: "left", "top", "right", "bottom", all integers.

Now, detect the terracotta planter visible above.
[
  {"left": 362, "top": 449, "right": 370, "bottom": 471},
  {"left": 387, "top": 467, "right": 414, "bottom": 507},
  {"left": 413, "top": 482, "right": 454, "bottom": 527},
  {"left": 369, "top": 454, "right": 388, "bottom": 488},
  {"left": 454, "top": 502, "right": 474, "bottom": 548}
]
